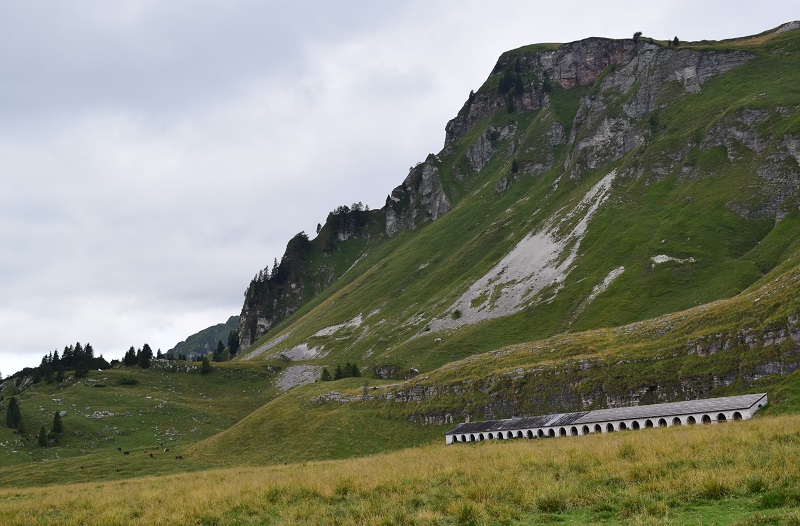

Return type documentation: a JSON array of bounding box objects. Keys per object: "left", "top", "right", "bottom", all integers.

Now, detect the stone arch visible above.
[
  {"left": 717, "top": 413, "right": 727, "bottom": 422},
  {"left": 645, "top": 420, "right": 654, "bottom": 428},
  {"left": 469, "top": 434, "right": 475, "bottom": 442},
  {"left": 582, "top": 425, "right": 590, "bottom": 435},
  {"left": 702, "top": 414, "right": 711, "bottom": 424},
  {"left": 538, "top": 429, "right": 545, "bottom": 438},
  {"left": 478, "top": 433, "right": 485, "bottom": 441},
  {"left": 527, "top": 430, "right": 534, "bottom": 439},
  {"left": 687, "top": 416, "right": 696, "bottom": 425},
  {"left": 672, "top": 417, "right": 682, "bottom": 426},
  {"left": 632, "top": 421, "right": 640, "bottom": 430},
  {"left": 619, "top": 422, "right": 628, "bottom": 430},
  {"left": 606, "top": 423, "right": 615, "bottom": 433},
  {"left": 516, "top": 431, "right": 523, "bottom": 438},
  {"left": 733, "top": 412, "right": 742, "bottom": 421},
  {"left": 451, "top": 435, "right": 458, "bottom": 443},
  {"left": 488, "top": 433, "right": 494, "bottom": 440},
  {"left": 594, "top": 424, "right": 602, "bottom": 433},
  {"left": 658, "top": 418, "right": 667, "bottom": 427},
  {"left": 559, "top": 428, "right": 567, "bottom": 437},
  {"left": 548, "top": 429, "right": 556, "bottom": 437},
  {"left": 568, "top": 426, "right": 576, "bottom": 436}
]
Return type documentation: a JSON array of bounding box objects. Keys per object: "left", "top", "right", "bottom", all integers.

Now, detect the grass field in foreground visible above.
[{"left": 2, "top": 413, "right": 800, "bottom": 525}]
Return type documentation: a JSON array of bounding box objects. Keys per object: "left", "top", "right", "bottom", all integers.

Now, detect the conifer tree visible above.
[
  {"left": 200, "top": 356, "right": 213, "bottom": 375},
  {"left": 334, "top": 364, "right": 344, "bottom": 380},
  {"left": 5, "top": 396, "right": 21, "bottom": 430},
  {"left": 320, "top": 367, "right": 332, "bottom": 381},
  {"left": 37, "top": 426, "right": 48, "bottom": 447},
  {"left": 52, "top": 410, "right": 63, "bottom": 434}
]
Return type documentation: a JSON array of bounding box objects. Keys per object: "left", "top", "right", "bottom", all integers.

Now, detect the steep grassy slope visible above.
[
  {"left": 238, "top": 25, "right": 800, "bottom": 382},
  {"left": 192, "top": 252, "right": 800, "bottom": 466}
]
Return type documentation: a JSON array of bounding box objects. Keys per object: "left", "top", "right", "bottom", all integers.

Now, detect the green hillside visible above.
[
  {"left": 2, "top": 22, "right": 800, "bottom": 525},
  {"left": 237, "top": 24, "right": 800, "bottom": 386}
]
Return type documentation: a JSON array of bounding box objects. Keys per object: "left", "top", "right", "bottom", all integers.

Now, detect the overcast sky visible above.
[{"left": 1, "top": 1, "right": 796, "bottom": 376}]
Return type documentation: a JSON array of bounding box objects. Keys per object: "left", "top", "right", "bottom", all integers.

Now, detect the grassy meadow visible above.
[{"left": 2, "top": 412, "right": 800, "bottom": 525}]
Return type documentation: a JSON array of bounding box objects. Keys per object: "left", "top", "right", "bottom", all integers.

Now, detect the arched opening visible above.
[
  {"left": 488, "top": 433, "right": 494, "bottom": 440},
  {"left": 687, "top": 416, "right": 696, "bottom": 425},
  {"left": 594, "top": 424, "right": 602, "bottom": 433},
  {"left": 632, "top": 421, "right": 640, "bottom": 430},
  {"left": 619, "top": 422, "right": 628, "bottom": 430},
  {"left": 516, "top": 431, "right": 523, "bottom": 438},
  {"left": 460, "top": 435, "right": 467, "bottom": 443},
  {"left": 673, "top": 417, "right": 682, "bottom": 426},
  {"left": 658, "top": 418, "right": 667, "bottom": 428},
  {"left": 469, "top": 434, "right": 475, "bottom": 442},
  {"left": 645, "top": 420, "right": 654, "bottom": 428},
  {"left": 606, "top": 423, "right": 615, "bottom": 433},
  {"left": 451, "top": 435, "right": 458, "bottom": 443},
  {"left": 568, "top": 426, "right": 577, "bottom": 436},
  {"left": 717, "top": 413, "right": 727, "bottom": 422},
  {"left": 478, "top": 433, "right": 485, "bottom": 441},
  {"left": 559, "top": 428, "right": 567, "bottom": 437},
  {"left": 582, "top": 425, "right": 590, "bottom": 435},
  {"left": 702, "top": 414, "right": 711, "bottom": 424},
  {"left": 548, "top": 429, "right": 556, "bottom": 437},
  {"left": 537, "top": 429, "right": 545, "bottom": 438},
  {"left": 527, "top": 430, "right": 534, "bottom": 439},
  {"left": 733, "top": 412, "right": 742, "bottom": 421}
]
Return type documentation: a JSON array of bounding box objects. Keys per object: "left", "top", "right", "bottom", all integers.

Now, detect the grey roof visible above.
[{"left": 445, "top": 393, "right": 767, "bottom": 435}]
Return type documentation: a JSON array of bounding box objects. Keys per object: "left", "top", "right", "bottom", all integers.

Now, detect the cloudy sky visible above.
[{"left": 1, "top": 1, "right": 796, "bottom": 376}]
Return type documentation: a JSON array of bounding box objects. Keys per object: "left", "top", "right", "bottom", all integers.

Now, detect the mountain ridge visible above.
[{"left": 235, "top": 22, "right": 800, "bottom": 383}]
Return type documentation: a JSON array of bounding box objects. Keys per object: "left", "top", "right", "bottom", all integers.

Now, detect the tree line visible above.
[{"left": 320, "top": 362, "right": 361, "bottom": 381}]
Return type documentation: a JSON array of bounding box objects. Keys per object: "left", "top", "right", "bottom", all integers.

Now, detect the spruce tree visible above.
[
  {"left": 37, "top": 426, "right": 48, "bottom": 447},
  {"left": 52, "top": 411, "right": 63, "bottom": 434},
  {"left": 351, "top": 363, "right": 361, "bottom": 378},
  {"left": 5, "top": 397, "right": 21, "bottom": 430},
  {"left": 200, "top": 356, "right": 213, "bottom": 375},
  {"left": 320, "top": 367, "right": 332, "bottom": 381},
  {"left": 334, "top": 364, "right": 344, "bottom": 380}
]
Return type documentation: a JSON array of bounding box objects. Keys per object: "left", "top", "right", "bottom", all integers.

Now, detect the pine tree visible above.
[
  {"left": 52, "top": 411, "right": 63, "bottom": 434},
  {"left": 351, "top": 363, "right": 361, "bottom": 378},
  {"left": 320, "top": 367, "right": 332, "bottom": 381},
  {"left": 56, "top": 365, "right": 65, "bottom": 383},
  {"left": 138, "top": 344, "right": 153, "bottom": 369},
  {"left": 123, "top": 346, "right": 137, "bottom": 366},
  {"left": 200, "top": 356, "right": 213, "bottom": 375},
  {"left": 213, "top": 341, "right": 225, "bottom": 362},
  {"left": 673, "top": 36, "right": 680, "bottom": 47},
  {"left": 37, "top": 426, "right": 48, "bottom": 447},
  {"left": 74, "top": 360, "right": 89, "bottom": 379},
  {"left": 5, "top": 397, "right": 21, "bottom": 430},
  {"left": 334, "top": 364, "right": 344, "bottom": 380}
]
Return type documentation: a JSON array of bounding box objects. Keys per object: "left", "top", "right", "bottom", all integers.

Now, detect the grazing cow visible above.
[
  {"left": 149, "top": 453, "right": 153, "bottom": 458},
  {"left": 123, "top": 451, "right": 129, "bottom": 455},
  {"left": 116, "top": 468, "right": 122, "bottom": 472},
  {"left": 175, "top": 455, "right": 183, "bottom": 460},
  {"left": 164, "top": 448, "right": 170, "bottom": 452},
  {"left": 117, "top": 447, "right": 122, "bottom": 451},
  {"left": 143, "top": 450, "right": 148, "bottom": 454}
]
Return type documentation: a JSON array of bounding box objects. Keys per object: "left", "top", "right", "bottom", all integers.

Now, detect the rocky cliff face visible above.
[{"left": 385, "top": 154, "right": 451, "bottom": 237}]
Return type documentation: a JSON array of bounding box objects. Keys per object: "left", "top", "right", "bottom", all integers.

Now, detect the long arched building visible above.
[{"left": 445, "top": 393, "right": 767, "bottom": 444}]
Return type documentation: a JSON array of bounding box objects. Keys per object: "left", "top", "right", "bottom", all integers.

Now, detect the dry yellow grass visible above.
[{"left": 2, "top": 413, "right": 800, "bottom": 524}]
